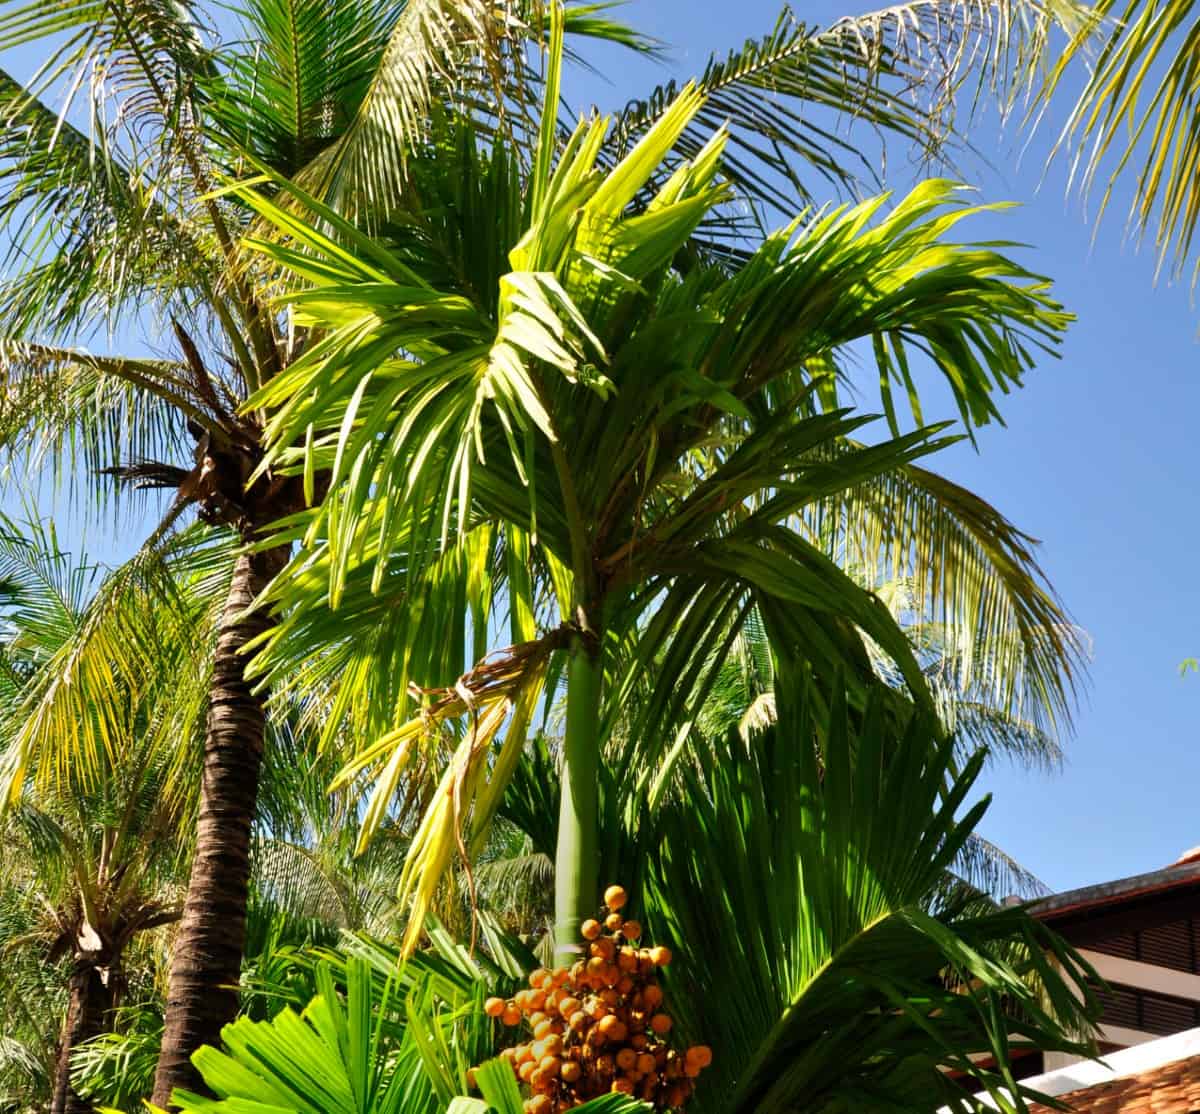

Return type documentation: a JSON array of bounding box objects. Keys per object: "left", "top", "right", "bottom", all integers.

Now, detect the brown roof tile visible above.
[{"left": 1029, "top": 1053, "right": 1200, "bottom": 1112}]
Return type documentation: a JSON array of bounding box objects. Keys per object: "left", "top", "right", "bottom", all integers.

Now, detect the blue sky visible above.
[
  {"left": 5, "top": 0, "right": 1197, "bottom": 897},
  {"left": 577, "top": 0, "right": 1200, "bottom": 893}
]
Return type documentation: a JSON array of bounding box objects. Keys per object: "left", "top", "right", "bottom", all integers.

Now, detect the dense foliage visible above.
[{"left": 0, "top": 0, "right": 1139, "bottom": 1110}]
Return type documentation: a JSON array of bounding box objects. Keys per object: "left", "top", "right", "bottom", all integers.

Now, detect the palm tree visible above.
[
  {"left": 0, "top": 519, "right": 208, "bottom": 1114},
  {"left": 0, "top": 0, "right": 648, "bottom": 1096},
  {"left": 0, "top": 0, "right": 1091, "bottom": 1093},
  {"left": 154, "top": 675, "right": 1100, "bottom": 1114},
  {"left": 240, "top": 7, "right": 1084, "bottom": 971}
]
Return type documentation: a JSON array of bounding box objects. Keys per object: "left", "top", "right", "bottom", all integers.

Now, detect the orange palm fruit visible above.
[
  {"left": 561, "top": 1060, "right": 582, "bottom": 1082},
  {"left": 598, "top": 1016, "right": 627, "bottom": 1042},
  {"left": 686, "top": 1045, "right": 713, "bottom": 1068},
  {"left": 649, "top": 1013, "right": 672, "bottom": 1034},
  {"left": 558, "top": 996, "right": 581, "bottom": 1018},
  {"left": 604, "top": 885, "right": 627, "bottom": 910},
  {"left": 581, "top": 919, "right": 602, "bottom": 940},
  {"left": 605, "top": 913, "right": 623, "bottom": 931},
  {"left": 519, "top": 1061, "right": 537, "bottom": 1082},
  {"left": 642, "top": 984, "right": 664, "bottom": 1009},
  {"left": 650, "top": 945, "right": 673, "bottom": 967},
  {"left": 620, "top": 920, "right": 642, "bottom": 941},
  {"left": 636, "top": 1052, "right": 656, "bottom": 1075},
  {"left": 484, "top": 997, "right": 506, "bottom": 1018},
  {"left": 502, "top": 1005, "right": 522, "bottom": 1027},
  {"left": 616, "top": 1048, "right": 637, "bottom": 1071},
  {"left": 611, "top": 1078, "right": 635, "bottom": 1094}
]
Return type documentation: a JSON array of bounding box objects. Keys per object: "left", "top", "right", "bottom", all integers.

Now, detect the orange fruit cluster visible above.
[{"left": 478, "top": 885, "right": 712, "bottom": 1113}]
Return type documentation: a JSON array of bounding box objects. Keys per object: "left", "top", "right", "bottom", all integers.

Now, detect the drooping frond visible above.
[
  {"left": 303, "top": 0, "right": 511, "bottom": 218},
  {"left": 0, "top": 69, "right": 210, "bottom": 339},
  {"left": 0, "top": 523, "right": 233, "bottom": 807},
  {"left": 808, "top": 456, "right": 1087, "bottom": 735},
  {"left": 0, "top": 342, "right": 192, "bottom": 496},
  {"left": 604, "top": 0, "right": 1092, "bottom": 220},
  {"left": 1040, "top": 0, "right": 1200, "bottom": 280}
]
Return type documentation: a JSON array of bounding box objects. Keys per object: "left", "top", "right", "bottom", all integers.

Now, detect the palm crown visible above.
[{"left": 238, "top": 10, "right": 1084, "bottom": 965}]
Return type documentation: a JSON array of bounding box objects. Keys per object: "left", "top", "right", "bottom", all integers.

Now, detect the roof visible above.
[
  {"left": 1027, "top": 1053, "right": 1200, "bottom": 1112},
  {"left": 1030, "top": 861, "right": 1200, "bottom": 923},
  {"left": 943, "top": 1029, "right": 1200, "bottom": 1113}
]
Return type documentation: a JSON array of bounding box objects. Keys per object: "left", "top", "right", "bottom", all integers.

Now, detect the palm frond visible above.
[
  {"left": 605, "top": 0, "right": 1091, "bottom": 219},
  {"left": 811, "top": 456, "right": 1087, "bottom": 735},
  {"left": 643, "top": 679, "right": 1097, "bottom": 1114},
  {"left": 305, "top": 0, "right": 511, "bottom": 218},
  {"left": 1040, "top": 0, "right": 1200, "bottom": 280}
]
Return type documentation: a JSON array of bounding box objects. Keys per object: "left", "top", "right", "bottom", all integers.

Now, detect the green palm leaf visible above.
[{"left": 642, "top": 678, "right": 1098, "bottom": 1114}]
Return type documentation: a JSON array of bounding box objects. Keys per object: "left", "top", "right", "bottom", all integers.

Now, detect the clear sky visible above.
[
  {"left": 5, "top": 0, "right": 1197, "bottom": 897},
  {"left": 575, "top": 0, "right": 1200, "bottom": 894}
]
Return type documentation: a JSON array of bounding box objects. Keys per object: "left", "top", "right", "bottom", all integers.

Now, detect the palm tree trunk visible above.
[
  {"left": 152, "top": 544, "right": 288, "bottom": 1107},
  {"left": 553, "top": 635, "right": 602, "bottom": 966},
  {"left": 50, "top": 961, "right": 111, "bottom": 1114}
]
